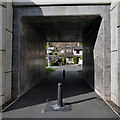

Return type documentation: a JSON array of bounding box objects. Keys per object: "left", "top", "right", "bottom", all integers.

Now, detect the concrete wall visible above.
[
  {"left": 13, "top": 5, "right": 111, "bottom": 101},
  {"left": 83, "top": 6, "right": 111, "bottom": 101},
  {"left": 12, "top": 13, "right": 46, "bottom": 98},
  {"left": 0, "top": 2, "right": 13, "bottom": 105},
  {"left": 110, "top": 1, "right": 120, "bottom": 107},
  {"left": 94, "top": 6, "right": 111, "bottom": 101},
  {"left": 18, "top": 20, "right": 46, "bottom": 96},
  {"left": 83, "top": 17, "right": 102, "bottom": 89}
]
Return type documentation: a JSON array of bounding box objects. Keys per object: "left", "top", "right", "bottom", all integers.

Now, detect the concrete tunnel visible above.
[{"left": 12, "top": 6, "right": 111, "bottom": 102}]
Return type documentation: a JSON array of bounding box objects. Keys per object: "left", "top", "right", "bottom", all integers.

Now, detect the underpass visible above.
[{"left": 1, "top": 2, "right": 120, "bottom": 118}]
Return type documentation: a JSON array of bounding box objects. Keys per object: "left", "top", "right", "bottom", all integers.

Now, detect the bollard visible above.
[
  {"left": 63, "top": 69, "right": 65, "bottom": 79},
  {"left": 45, "top": 82, "right": 71, "bottom": 111},
  {"left": 57, "top": 83, "right": 63, "bottom": 107}
]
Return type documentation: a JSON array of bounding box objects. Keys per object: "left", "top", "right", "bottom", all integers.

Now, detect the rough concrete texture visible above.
[
  {"left": 118, "top": 2, "right": 120, "bottom": 107},
  {"left": 18, "top": 20, "right": 46, "bottom": 96},
  {"left": 2, "top": 65, "right": 119, "bottom": 118},
  {"left": 83, "top": 17, "right": 102, "bottom": 89},
  {"left": 0, "top": 2, "right": 13, "bottom": 105},
  {"left": 0, "top": 51, "right": 5, "bottom": 96},
  {"left": 82, "top": 5, "right": 111, "bottom": 100},
  {"left": 5, "top": 30, "right": 12, "bottom": 72},
  {"left": 118, "top": 2, "right": 120, "bottom": 27},
  {"left": 12, "top": 5, "right": 111, "bottom": 104},
  {"left": 110, "top": 2, "right": 120, "bottom": 106},
  {"left": 0, "top": 5, "right": 6, "bottom": 51}
]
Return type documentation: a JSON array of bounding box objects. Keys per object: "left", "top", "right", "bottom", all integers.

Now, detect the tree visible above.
[
  {"left": 73, "top": 57, "right": 78, "bottom": 64},
  {"left": 62, "top": 57, "right": 66, "bottom": 65}
]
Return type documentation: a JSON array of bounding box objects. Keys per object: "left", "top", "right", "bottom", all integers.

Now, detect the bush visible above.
[
  {"left": 62, "top": 57, "right": 66, "bottom": 65},
  {"left": 80, "top": 56, "right": 83, "bottom": 60},
  {"left": 46, "top": 62, "right": 48, "bottom": 66},
  {"left": 50, "top": 62, "right": 55, "bottom": 66},
  {"left": 46, "top": 61, "right": 59, "bottom": 66},
  {"left": 46, "top": 67, "right": 55, "bottom": 75},
  {"left": 73, "top": 57, "right": 78, "bottom": 64},
  {"left": 46, "top": 58, "right": 60, "bottom": 66}
]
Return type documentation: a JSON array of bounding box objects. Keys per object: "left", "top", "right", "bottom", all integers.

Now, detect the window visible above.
[
  {"left": 69, "top": 58, "right": 72, "bottom": 61},
  {"left": 76, "top": 50, "right": 79, "bottom": 54}
]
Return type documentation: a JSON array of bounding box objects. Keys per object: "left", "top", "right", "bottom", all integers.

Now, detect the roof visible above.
[
  {"left": 73, "top": 46, "right": 82, "bottom": 50},
  {"left": 65, "top": 52, "right": 74, "bottom": 58},
  {"left": 65, "top": 52, "right": 82, "bottom": 58}
]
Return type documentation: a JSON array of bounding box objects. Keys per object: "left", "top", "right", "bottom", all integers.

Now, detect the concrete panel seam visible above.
[
  {"left": 110, "top": 4, "right": 117, "bottom": 12},
  {"left": 0, "top": 50, "right": 5, "bottom": 52},
  {"left": 111, "top": 50, "right": 117, "bottom": 52},
  {"left": 6, "top": 28, "right": 13, "bottom": 33},
  {"left": 0, "top": 3, "right": 6, "bottom": 8},
  {"left": 5, "top": 71, "right": 12, "bottom": 73},
  {"left": 0, "top": 94, "right": 4, "bottom": 96},
  {"left": 117, "top": 25, "right": 120, "bottom": 28}
]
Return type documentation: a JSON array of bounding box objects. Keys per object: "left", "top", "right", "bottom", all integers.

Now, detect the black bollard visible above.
[
  {"left": 63, "top": 69, "right": 65, "bottom": 79},
  {"left": 44, "top": 82, "right": 71, "bottom": 111},
  {"left": 57, "top": 83, "right": 63, "bottom": 107}
]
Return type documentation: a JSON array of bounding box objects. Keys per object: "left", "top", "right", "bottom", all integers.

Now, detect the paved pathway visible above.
[{"left": 2, "top": 65, "right": 119, "bottom": 118}]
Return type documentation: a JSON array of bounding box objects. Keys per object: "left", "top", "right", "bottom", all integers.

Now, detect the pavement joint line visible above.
[
  {"left": 2, "top": 97, "right": 19, "bottom": 112},
  {"left": 41, "top": 109, "right": 44, "bottom": 113},
  {"left": 41, "top": 99, "right": 48, "bottom": 113}
]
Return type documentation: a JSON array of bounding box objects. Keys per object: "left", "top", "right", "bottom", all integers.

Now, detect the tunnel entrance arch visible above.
[{"left": 12, "top": 5, "right": 111, "bottom": 101}]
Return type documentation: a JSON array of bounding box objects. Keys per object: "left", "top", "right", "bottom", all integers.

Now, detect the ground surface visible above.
[{"left": 2, "top": 65, "right": 119, "bottom": 118}]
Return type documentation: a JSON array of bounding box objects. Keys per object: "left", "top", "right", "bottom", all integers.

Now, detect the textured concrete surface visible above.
[
  {"left": 110, "top": 1, "right": 120, "bottom": 106},
  {"left": 2, "top": 65, "right": 119, "bottom": 118},
  {"left": 83, "top": 4, "right": 111, "bottom": 101},
  {"left": 12, "top": 5, "right": 111, "bottom": 103},
  {"left": 0, "top": 2, "right": 13, "bottom": 105},
  {"left": 18, "top": 20, "right": 46, "bottom": 96}
]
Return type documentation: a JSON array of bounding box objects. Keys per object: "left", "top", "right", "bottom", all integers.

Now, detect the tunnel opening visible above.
[
  {"left": 1, "top": 5, "right": 114, "bottom": 117},
  {"left": 12, "top": 15, "right": 102, "bottom": 100}
]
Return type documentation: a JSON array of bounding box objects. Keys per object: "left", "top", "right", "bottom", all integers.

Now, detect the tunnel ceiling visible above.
[{"left": 23, "top": 16, "right": 99, "bottom": 42}]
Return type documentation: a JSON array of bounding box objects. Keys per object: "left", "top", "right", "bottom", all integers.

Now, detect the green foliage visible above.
[
  {"left": 62, "top": 57, "right": 66, "bottom": 65},
  {"left": 80, "top": 56, "right": 83, "bottom": 60},
  {"left": 79, "top": 42, "right": 83, "bottom": 45},
  {"left": 50, "top": 62, "right": 55, "bottom": 66},
  {"left": 46, "top": 58, "right": 59, "bottom": 66},
  {"left": 46, "top": 67, "right": 55, "bottom": 75},
  {"left": 46, "top": 62, "right": 54, "bottom": 66},
  {"left": 46, "top": 62, "right": 48, "bottom": 66},
  {"left": 73, "top": 57, "right": 78, "bottom": 64}
]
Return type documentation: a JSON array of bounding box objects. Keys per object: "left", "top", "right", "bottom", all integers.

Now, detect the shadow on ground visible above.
[{"left": 4, "top": 69, "right": 93, "bottom": 112}]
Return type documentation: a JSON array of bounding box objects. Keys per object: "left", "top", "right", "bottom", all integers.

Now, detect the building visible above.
[{"left": 65, "top": 45, "right": 82, "bottom": 64}]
